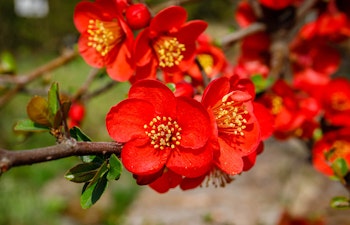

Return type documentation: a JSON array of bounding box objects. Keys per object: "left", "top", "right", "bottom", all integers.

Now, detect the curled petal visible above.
[
  {"left": 215, "top": 138, "right": 244, "bottom": 175},
  {"left": 202, "top": 77, "right": 230, "bottom": 109}
]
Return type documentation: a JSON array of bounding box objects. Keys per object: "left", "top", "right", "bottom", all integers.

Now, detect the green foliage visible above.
[{"left": 331, "top": 196, "right": 350, "bottom": 209}]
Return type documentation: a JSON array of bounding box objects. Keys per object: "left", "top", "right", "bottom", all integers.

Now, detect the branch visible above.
[
  {"left": 0, "top": 140, "right": 123, "bottom": 173},
  {"left": 220, "top": 23, "right": 266, "bottom": 49},
  {"left": 0, "top": 49, "right": 79, "bottom": 108}
]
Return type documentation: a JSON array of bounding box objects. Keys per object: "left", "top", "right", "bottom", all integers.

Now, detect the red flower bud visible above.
[
  {"left": 125, "top": 3, "right": 151, "bottom": 30},
  {"left": 69, "top": 102, "right": 85, "bottom": 122}
]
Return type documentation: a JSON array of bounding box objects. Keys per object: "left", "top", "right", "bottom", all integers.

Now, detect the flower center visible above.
[
  {"left": 87, "top": 19, "right": 123, "bottom": 57},
  {"left": 271, "top": 95, "right": 283, "bottom": 115},
  {"left": 144, "top": 116, "right": 182, "bottom": 150},
  {"left": 197, "top": 54, "right": 214, "bottom": 75},
  {"left": 154, "top": 37, "right": 186, "bottom": 68},
  {"left": 212, "top": 95, "right": 249, "bottom": 137}
]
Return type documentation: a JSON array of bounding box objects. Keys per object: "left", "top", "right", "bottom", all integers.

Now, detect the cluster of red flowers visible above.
[
  {"left": 236, "top": 0, "right": 350, "bottom": 178},
  {"left": 74, "top": 0, "right": 350, "bottom": 192}
]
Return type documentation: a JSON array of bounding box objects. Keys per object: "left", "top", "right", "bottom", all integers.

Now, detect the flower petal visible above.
[
  {"left": 149, "top": 169, "right": 183, "bottom": 193},
  {"left": 215, "top": 138, "right": 244, "bottom": 175},
  {"left": 202, "top": 77, "right": 230, "bottom": 109},
  {"left": 128, "top": 79, "right": 177, "bottom": 116},
  {"left": 121, "top": 141, "right": 170, "bottom": 175},
  {"left": 106, "top": 98, "right": 155, "bottom": 142},
  {"left": 177, "top": 20, "right": 208, "bottom": 43},
  {"left": 106, "top": 43, "right": 134, "bottom": 81},
  {"left": 167, "top": 144, "right": 213, "bottom": 177},
  {"left": 150, "top": 6, "right": 187, "bottom": 34},
  {"left": 176, "top": 97, "right": 211, "bottom": 148}
]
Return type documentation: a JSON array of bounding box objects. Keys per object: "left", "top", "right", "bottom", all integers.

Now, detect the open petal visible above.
[
  {"left": 215, "top": 138, "right": 244, "bottom": 175},
  {"left": 177, "top": 20, "right": 208, "bottom": 43},
  {"left": 106, "top": 99, "right": 155, "bottom": 142},
  {"left": 129, "top": 79, "right": 177, "bottom": 116},
  {"left": 176, "top": 97, "right": 211, "bottom": 148},
  {"left": 167, "top": 144, "right": 213, "bottom": 177},
  {"left": 78, "top": 35, "right": 105, "bottom": 68},
  {"left": 121, "top": 141, "right": 171, "bottom": 175},
  {"left": 150, "top": 6, "right": 187, "bottom": 34}
]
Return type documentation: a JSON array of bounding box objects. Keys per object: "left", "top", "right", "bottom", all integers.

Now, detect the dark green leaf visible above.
[
  {"left": 330, "top": 196, "right": 350, "bottom": 209},
  {"left": 14, "top": 119, "right": 50, "bottom": 132},
  {"left": 80, "top": 174, "right": 108, "bottom": 209},
  {"left": 107, "top": 154, "right": 122, "bottom": 181},
  {"left": 26, "top": 96, "right": 51, "bottom": 126},
  {"left": 70, "top": 126, "right": 92, "bottom": 142},
  {"left": 87, "top": 161, "right": 109, "bottom": 188},
  {"left": 64, "top": 163, "right": 102, "bottom": 183}
]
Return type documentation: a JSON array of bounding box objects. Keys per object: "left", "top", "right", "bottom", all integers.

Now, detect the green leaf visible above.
[
  {"left": 70, "top": 126, "right": 92, "bottom": 142},
  {"left": 166, "top": 83, "right": 176, "bottom": 92},
  {"left": 0, "top": 51, "right": 16, "bottom": 74},
  {"left": 87, "top": 161, "right": 109, "bottom": 188},
  {"left": 251, "top": 74, "right": 274, "bottom": 94},
  {"left": 330, "top": 196, "right": 350, "bottom": 209},
  {"left": 331, "top": 158, "right": 349, "bottom": 178},
  {"left": 64, "top": 163, "right": 102, "bottom": 183},
  {"left": 26, "top": 96, "right": 51, "bottom": 126},
  {"left": 48, "top": 82, "right": 60, "bottom": 118},
  {"left": 14, "top": 119, "right": 50, "bottom": 132},
  {"left": 80, "top": 174, "right": 108, "bottom": 209},
  {"left": 107, "top": 154, "right": 122, "bottom": 181}
]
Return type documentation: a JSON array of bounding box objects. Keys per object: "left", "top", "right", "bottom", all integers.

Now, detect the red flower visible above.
[
  {"left": 321, "top": 77, "right": 350, "bottom": 127},
  {"left": 201, "top": 76, "right": 261, "bottom": 175},
  {"left": 257, "top": 79, "right": 321, "bottom": 139},
  {"left": 258, "top": 0, "right": 295, "bottom": 10},
  {"left": 74, "top": 0, "right": 134, "bottom": 81},
  {"left": 106, "top": 79, "right": 212, "bottom": 178},
  {"left": 235, "top": 1, "right": 257, "bottom": 28},
  {"left": 133, "top": 6, "right": 207, "bottom": 80},
  {"left": 312, "top": 128, "right": 350, "bottom": 176}
]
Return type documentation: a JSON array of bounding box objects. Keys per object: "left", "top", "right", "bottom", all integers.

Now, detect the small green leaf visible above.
[
  {"left": 14, "top": 119, "right": 50, "bottom": 132},
  {"left": 48, "top": 82, "right": 60, "bottom": 118},
  {"left": 0, "top": 51, "right": 16, "bottom": 74},
  {"left": 166, "top": 83, "right": 176, "bottom": 92},
  {"left": 70, "top": 126, "right": 92, "bottom": 142},
  {"left": 332, "top": 158, "right": 349, "bottom": 178},
  {"left": 107, "top": 154, "right": 122, "bottom": 181},
  {"left": 26, "top": 96, "right": 51, "bottom": 126},
  {"left": 330, "top": 196, "right": 350, "bottom": 209},
  {"left": 64, "top": 163, "right": 101, "bottom": 183},
  {"left": 251, "top": 74, "right": 274, "bottom": 94},
  {"left": 80, "top": 174, "right": 108, "bottom": 209}
]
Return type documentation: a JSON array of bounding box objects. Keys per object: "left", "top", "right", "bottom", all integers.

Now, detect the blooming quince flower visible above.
[
  {"left": 133, "top": 6, "right": 208, "bottom": 80},
  {"left": 106, "top": 79, "right": 212, "bottom": 178},
  {"left": 74, "top": 0, "right": 134, "bottom": 81},
  {"left": 312, "top": 128, "right": 350, "bottom": 176},
  {"left": 321, "top": 77, "right": 350, "bottom": 127},
  {"left": 201, "top": 76, "right": 261, "bottom": 175}
]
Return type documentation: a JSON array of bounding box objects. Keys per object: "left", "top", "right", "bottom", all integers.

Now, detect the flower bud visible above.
[{"left": 125, "top": 3, "right": 151, "bottom": 30}]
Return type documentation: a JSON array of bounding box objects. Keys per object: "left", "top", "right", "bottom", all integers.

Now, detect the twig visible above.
[
  {"left": 72, "top": 67, "right": 101, "bottom": 101},
  {"left": 0, "top": 49, "right": 79, "bottom": 108},
  {"left": 0, "top": 140, "right": 123, "bottom": 173},
  {"left": 220, "top": 23, "right": 266, "bottom": 49},
  {"left": 82, "top": 80, "right": 118, "bottom": 102}
]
